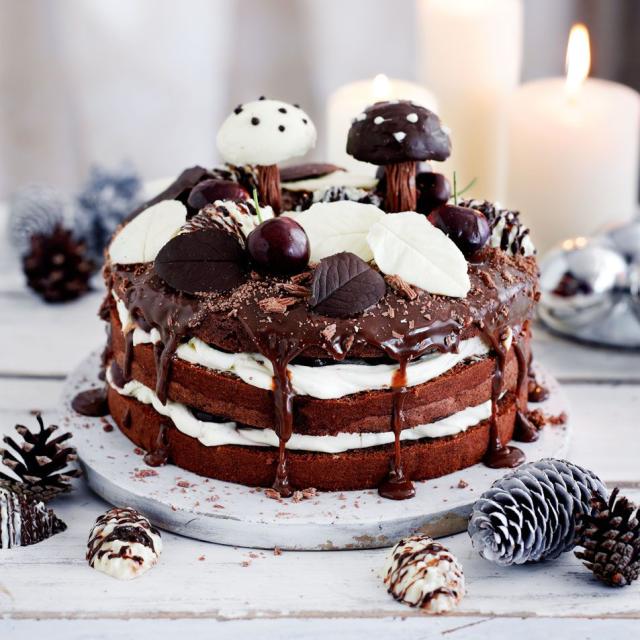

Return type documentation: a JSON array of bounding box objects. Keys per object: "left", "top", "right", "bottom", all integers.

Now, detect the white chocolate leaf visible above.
[
  {"left": 288, "top": 201, "right": 385, "bottom": 262},
  {"left": 108, "top": 200, "right": 187, "bottom": 264},
  {"left": 367, "top": 211, "right": 470, "bottom": 298},
  {"left": 217, "top": 99, "right": 316, "bottom": 166}
]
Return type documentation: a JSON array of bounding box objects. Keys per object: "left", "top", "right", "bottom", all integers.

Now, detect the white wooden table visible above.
[{"left": 1, "top": 208, "right": 640, "bottom": 639}]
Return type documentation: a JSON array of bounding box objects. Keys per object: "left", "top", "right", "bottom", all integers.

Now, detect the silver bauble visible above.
[
  {"left": 607, "top": 218, "right": 640, "bottom": 264},
  {"left": 539, "top": 236, "right": 628, "bottom": 330},
  {"left": 630, "top": 260, "right": 640, "bottom": 323}
]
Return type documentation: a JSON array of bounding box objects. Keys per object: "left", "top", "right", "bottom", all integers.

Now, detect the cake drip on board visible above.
[{"left": 72, "top": 387, "right": 109, "bottom": 417}]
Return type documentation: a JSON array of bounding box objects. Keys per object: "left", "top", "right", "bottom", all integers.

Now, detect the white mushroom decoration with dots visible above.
[{"left": 216, "top": 97, "right": 317, "bottom": 214}]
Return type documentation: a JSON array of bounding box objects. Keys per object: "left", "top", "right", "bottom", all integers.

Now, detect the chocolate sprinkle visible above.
[{"left": 251, "top": 117, "right": 260, "bottom": 125}]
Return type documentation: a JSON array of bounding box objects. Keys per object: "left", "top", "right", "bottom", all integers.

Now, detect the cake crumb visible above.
[
  {"left": 527, "top": 409, "right": 567, "bottom": 429},
  {"left": 264, "top": 488, "right": 282, "bottom": 500},
  {"left": 273, "top": 546, "right": 282, "bottom": 556},
  {"left": 292, "top": 487, "right": 317, "bottom": 502},
  {"left": 133, "top": 468, "right": 159, "bottom": 479},
  {"left": 198, "top": 555, "right": 206, "bottom": 561},
  {"left": 457, "top": 479, "right": 469, "bottom": 489}
]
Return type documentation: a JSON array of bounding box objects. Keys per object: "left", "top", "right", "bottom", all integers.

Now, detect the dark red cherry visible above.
[
  {"left": 187, "top": 179, "right": 249, "bottom": 211},
  {"left": 247, "top": 217, "right": 310, "bottom": 275},
  {"left": 416, "top": 172, "right": 451, "bottom": 214},
  {"left": 428, "top": 204, "right": 490, "bottom": 257}
]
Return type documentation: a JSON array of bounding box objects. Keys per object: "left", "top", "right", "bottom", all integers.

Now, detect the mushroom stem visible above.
[
  {"left": 258, "top": 164, "right": 282, "bottom": 215},
  {"left": 384, "top": 161, "right": 417, "bottom": 212}
]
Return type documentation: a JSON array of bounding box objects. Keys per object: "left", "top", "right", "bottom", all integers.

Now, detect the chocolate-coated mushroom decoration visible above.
[
  {"left": 347, "top": 101, "right": 451, "bottom": 212},
  {"left": 216, "top": 98, "right": 316, "bottom": 215}
]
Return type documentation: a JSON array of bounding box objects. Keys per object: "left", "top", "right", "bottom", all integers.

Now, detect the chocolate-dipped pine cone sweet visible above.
[{"left": 87, "top": 98, "right": 540, "bottom": 500}]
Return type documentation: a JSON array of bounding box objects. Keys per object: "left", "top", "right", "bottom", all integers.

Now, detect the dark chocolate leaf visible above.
[
  {"left": 126, "top": 166, "right": 212, "bottom": 221},
  {"left": 309, "top": 251, "right": 386, "bottom": 317},
  {"left": 280, "top": 163, "right": 344, "bottom": 183},
  {"left": 154, "top": 228, "right": 247, "bottom": 294}
]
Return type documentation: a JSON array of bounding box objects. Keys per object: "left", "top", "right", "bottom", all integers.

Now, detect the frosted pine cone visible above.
[
  {"left": 383, "top": 535, "right": 465, "bottom": 613},
  {"left": 468, "top": 458, "right": 607, "bottom": 565}
]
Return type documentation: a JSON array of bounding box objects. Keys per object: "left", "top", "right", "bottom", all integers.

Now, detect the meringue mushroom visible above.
[
  {"left": 216, "top": 98, "right": 317, "bottom": 214},
  {"left": 347, "top": 101, "right": 451, "bottom": 213}
]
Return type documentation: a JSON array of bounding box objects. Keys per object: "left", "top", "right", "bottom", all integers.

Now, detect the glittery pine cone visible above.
[
  {"left": 575, "top": 488, "right": 640, "bottom": 587},
  {"left": 468, "top": 458, "right": 607, "bottom": 565},
  {"left": 0, "top": 414, "right": 81, "bottom": 500}
]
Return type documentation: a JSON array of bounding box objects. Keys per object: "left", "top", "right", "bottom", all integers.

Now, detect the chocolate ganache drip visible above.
[
  {"left": 512, "top": 334, "right": 539, "bottom": 443},
  {"left": 120, "top": 268, "right": 202, "bottom": 405},
  {"left": 480, "top": 327, "right": 526, "bottom": 469},
  {"left": 238, "top": 319, "right": 304, "bottom": 497},
  {"left": 362, "top": 319, "right": 462, "bottom": 500}
]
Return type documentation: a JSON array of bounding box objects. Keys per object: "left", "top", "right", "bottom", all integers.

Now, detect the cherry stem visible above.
[{"left": 252, "top": 188, "right": 264, "bottom": 223}]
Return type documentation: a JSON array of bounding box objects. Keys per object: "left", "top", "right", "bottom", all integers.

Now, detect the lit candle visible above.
[
  {"left": 326, "top": 74, "right": 438, "bottom": 173},
  {"left": 506, "top": 24, "right": 640, "bottom": 254},
  {"left": 417, "top": 0, "right": 523, "bottom": 201}
]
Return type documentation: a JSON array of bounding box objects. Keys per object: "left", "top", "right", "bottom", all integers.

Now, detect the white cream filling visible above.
[
  {"left": 113, "top": 294, "right": 490, "bottom": 400},
  {"left": 106, "top": 368, "right": 494, "bottom": 454}
]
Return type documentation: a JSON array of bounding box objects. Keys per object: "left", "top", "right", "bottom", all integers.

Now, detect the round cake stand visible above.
[{"left": 61, "top": 351, "right": 571, "bottom": 550}]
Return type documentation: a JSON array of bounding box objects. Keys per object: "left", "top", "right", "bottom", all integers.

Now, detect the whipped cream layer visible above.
[
  {"left": 107, "top": 369, "right": 494, "bottom": 454},
  {"left": 114, "top": 295, "right": 490, "bottom": 400}
]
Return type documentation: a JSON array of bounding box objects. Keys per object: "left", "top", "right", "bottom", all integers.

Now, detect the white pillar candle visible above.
[
  {"left": 506, "top": 25, "right": 640, "bottom": 254},
  {"left": 417, "top": 0, "right": 523, "bottom": 202},
  {"left": 326, "top": 75, "right": 438, "bottom": 174}
]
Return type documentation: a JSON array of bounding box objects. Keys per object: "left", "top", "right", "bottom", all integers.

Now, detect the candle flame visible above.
[
  {"left": 372, "top": 74, "right": 390, "bottom": 101},
  {"left": 565, "top": 24, "right": 590, "bottom": 97}
]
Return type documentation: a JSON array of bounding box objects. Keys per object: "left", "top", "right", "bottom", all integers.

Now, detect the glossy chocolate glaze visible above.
[{"left": 107, "top": 217, "right": 538, "bottom": 497}]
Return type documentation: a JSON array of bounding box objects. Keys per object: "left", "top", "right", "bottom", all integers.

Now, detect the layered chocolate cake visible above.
[{"left": 84, "top": 97, "right": 540, "bottom": 500}]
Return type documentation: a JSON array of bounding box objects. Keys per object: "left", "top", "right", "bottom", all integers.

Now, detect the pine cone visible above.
[
  {"left": 468, "top": 458, "right": 607, "bottom": 565},
  {"left": 0, "top": 484, "right": 66, "bottom": 548},
  {"left": 575, "top": 488, "right": 640, "bottom": 587},
  {"left": 22, "top": 224, "right": 94, "bottom": 303},
  {"left": 0, "top": 414, "right": 81, "bottom": 500},
  {"left": 9, "top": 184, "right": 68, "bottom": 254},
  {"left": 75, "top": 163, "right": 142, "bottom": 262}
]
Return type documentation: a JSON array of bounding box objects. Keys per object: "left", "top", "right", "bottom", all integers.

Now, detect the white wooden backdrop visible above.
[{"left": 1, "top": 205, "right": 640, "bottom": 638}]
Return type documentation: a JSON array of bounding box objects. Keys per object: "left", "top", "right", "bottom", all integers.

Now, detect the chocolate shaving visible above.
[
  {"left": 154, "top": 228, "right": 247, "bottom": 294},
  {"left": 385, "top": 274, "right": 418, "bottom": 301},
  {"left": 278, "top": 282, "right": 310, "bottom": 297},
  {"left": 258, "top": 297, "right": 298, "bottom": 314},
  {"left": 309, "top": 252, "right": 386, "bottom": 318}
]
